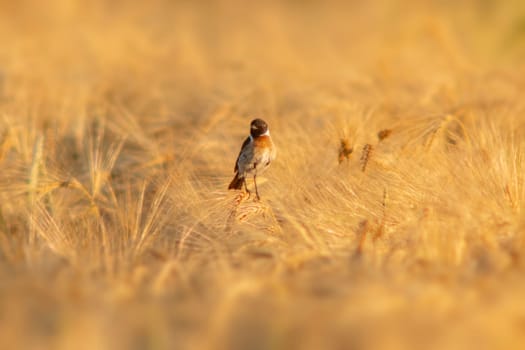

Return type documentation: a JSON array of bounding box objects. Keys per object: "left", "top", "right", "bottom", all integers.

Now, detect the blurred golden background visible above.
[{"left": 0, "top": 0, "right": 524, "bottom": 349}]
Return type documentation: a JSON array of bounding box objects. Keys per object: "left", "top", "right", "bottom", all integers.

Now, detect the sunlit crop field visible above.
[{"left": 0, "top": 0, "right": 525, "bottom": 349}]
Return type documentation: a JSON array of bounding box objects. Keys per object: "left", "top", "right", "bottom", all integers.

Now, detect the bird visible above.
[{"left": 228, "top": 118, "right": 276, "bottom": 200}]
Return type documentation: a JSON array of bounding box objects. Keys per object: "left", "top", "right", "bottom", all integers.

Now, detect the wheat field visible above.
[{"left": 0, "top": 0, "right": 524, "bottom": 349}]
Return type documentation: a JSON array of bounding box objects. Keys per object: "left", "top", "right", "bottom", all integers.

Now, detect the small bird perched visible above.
[{"left": 228, "top": 118, "right": 276, "bottom": 200}]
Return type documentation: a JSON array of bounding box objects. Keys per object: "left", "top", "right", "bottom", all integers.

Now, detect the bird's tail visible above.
[{"left": 228, "top": 173, "right": 244, "bottom": 190}]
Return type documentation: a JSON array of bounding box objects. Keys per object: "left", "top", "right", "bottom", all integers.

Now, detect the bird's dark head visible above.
[{"left": 250, "top": 118, "right": 269, "bottom": 138}]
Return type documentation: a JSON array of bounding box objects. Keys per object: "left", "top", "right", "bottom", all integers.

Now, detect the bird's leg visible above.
[
  {"left": 243, "top": 177, "right": 251, "bottom": 197},
  {"left": 253, "top": 173, "right": 260, "bottom": 201}
]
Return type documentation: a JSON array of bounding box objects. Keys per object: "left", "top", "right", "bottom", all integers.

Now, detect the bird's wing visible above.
[{"left": 234, "top": 136, "right": 251, "bottom": 172}]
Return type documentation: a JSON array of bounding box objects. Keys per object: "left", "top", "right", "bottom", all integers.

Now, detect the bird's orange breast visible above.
[{"left": 253, "top": 135, "right": 273, "bottom": 148}]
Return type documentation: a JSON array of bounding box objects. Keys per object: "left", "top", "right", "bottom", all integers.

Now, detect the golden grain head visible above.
[
  {"left": 338, "top": 138, "right": 353, "bottom": 163},
  {"left": 377, "top": 129, "right": 393, "bottom": 141}
]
